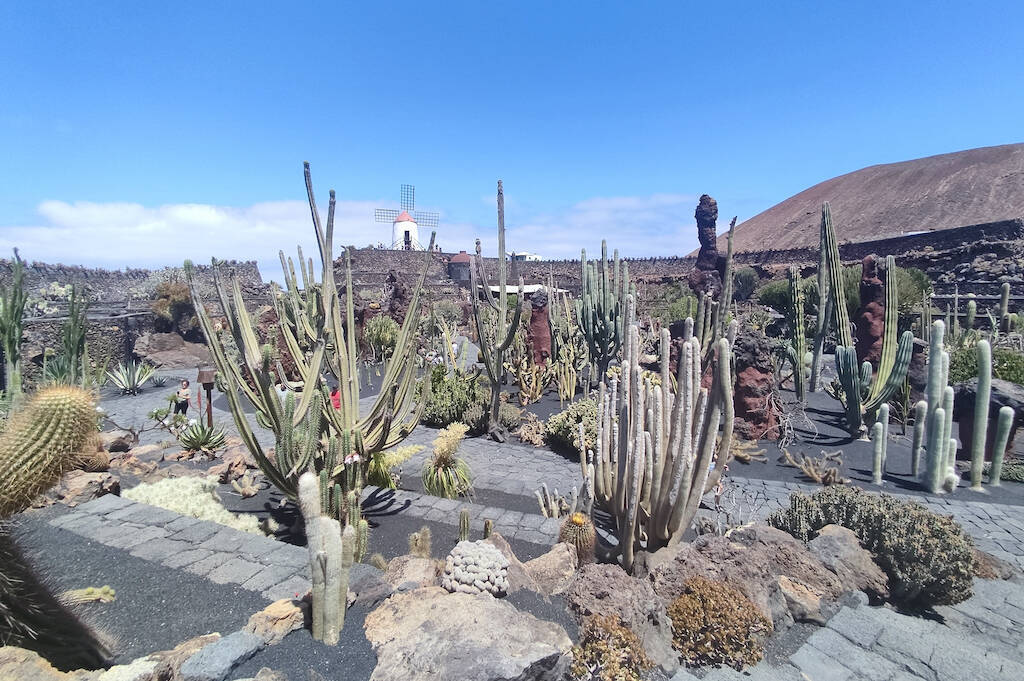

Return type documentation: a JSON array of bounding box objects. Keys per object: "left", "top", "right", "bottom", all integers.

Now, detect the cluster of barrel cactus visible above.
[{"left": 441, "top": 540, "right": 509, "bottom": 596}]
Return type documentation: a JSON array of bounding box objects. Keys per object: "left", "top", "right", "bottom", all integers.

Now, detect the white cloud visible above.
[{"left": 0, "top": 192, "right": 704, "bottom": 285}]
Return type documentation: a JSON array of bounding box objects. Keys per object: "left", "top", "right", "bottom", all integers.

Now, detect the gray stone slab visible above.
[
  {"left": 179, "top": 630, "right": 264, "bottom": 681},
  {"left": 806, "top": 628, "right": 900, "bottom": 681},
  {"left": 261, "top": 575, "right": 312, "bottom": 601},
  {"left": 198, "top": 527, "right": 250, "bottom": 552},
  {"left": 263, "top": 544, "right": 308, "bottom": 569},
  {"left": 165, "top": 515, "right": 201, "bottom": 533},
  {"left": 235, "top": 535, "right": 280, "bottom": 561},
  {"left": 825, "top": 606, "right": 886, "bottom": 648},
  {"left": 121, "top": 504, "right": 182, "bottom": 526},
  {"left": 76, "top": 493, "right": 133, "bottom": 515},
  {"left": 206, "top": 558, "right": 263, "bottom": 585},
  {"left": 163, "top": 548, "right": 214, "bottom": 569},
  {"left": 169, "top": 520, "right": 223, "bottom": 544},
  {"left": 184, "top": 551, "right": 236, "bottom": 577},
  {"left": 106, "top": 525, "right": 169, "bottom": 550},
  {"left": 129, "top": 537, "right": 192, "bottom": 562},
  {"left": 789, "top": 645, "right": 853, "bottom": 681},
  {"left": 239, "top": 564, "right": 298, "bottom": 593}
]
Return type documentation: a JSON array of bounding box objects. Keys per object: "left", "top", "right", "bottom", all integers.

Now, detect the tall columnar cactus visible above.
[
  {"left": 589, "top": 318, "right": 733, "bottom": 573},
  {"left": 576, "top": 241, "right": 632, "bottom": 382},
  {"left": 821, "top": 206, "right": 913, "bottom": 433},
  {"left": 469, "top": 180, "right": 524, "bottom": 442},
  {"left": 298, "top": 472, "right": 356, "bottom": 645},
  {"left": 712, "top": 217, "right": 737, "bottom": 338},
  {"left": 999, "top": 281, "right": 1011, "bottom": 331},
  {"left": 0, "top": 249, "right": 27, "bottom": 401},
  {"left": 920, "top": 321, "right": 957, "bottom": 494},
  {"left": 786, "top": 266, "right": 808, "bottom": 401},
  {"left": 809, "top": 236, "right": 832, "bottom": 393},
  {"left": 965, "top": 299, "right": 976, "bottom": 332},
  {"left": 185, "top": 163, "right": 433, "bottom": 504},
  {"left": 920, "top": 290, "right": 933, "bottom": 343},
  {"left": 969, "top": 340, "right": 992, "bottom": 490},
  {"left": 0, "top": 386, "right": 97, "bottom": 518},
  {"left": 871, "top": 403, "right": 890, "bottom": 485},
  {"left": 989, "top": 406, "right": 1014, "bottom": 487},
  {"left": 458, "top": 508, "right": 470, "bottom": 542},
  {"left": 910, "top": 400, "right": 927, "bottom": 477}
]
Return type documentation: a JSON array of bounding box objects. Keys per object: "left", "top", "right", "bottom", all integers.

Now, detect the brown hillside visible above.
[{"left": 723, "top": 143, "right": 1024, "bottom": 252}]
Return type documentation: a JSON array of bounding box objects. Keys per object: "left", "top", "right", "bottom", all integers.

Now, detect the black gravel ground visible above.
[{"left": 11, "top": 506, "right": 268, "bottom": 665}]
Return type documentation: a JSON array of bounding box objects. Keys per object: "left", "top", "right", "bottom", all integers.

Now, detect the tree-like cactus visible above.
[
  {"left": 558, "top": 512, "right": 596, "bottom": 564},
  {"left": 0, "top": 249, "right": 27, "bottom": 401},
  {"left": 786, "top": 265, "right": 808, "bottom": 401},
  {"left": 590, "top": 318, "right": 733, "bottom": 572},
  {"left": 969, "top": 340, "right": 992, "bottom": 490},
  {"left": 989, "top": 406, "right": 1013, "bottom": 487},
  {"left": 0, "top": 386, "right": 97, "bottom": 518},
  {"left": 576, "top": 241, "right": 632, "bottom": 383},
  {"left": 468, "top": 180, "right": 524, "bottom": 442},
  {"left": 185, "top": 163, "right": 433, "bottom": 504}
]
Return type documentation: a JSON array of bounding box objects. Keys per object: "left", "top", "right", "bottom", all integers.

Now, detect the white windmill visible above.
[{"left": 374, "top": 184, "right": 440, "bottom": 250}]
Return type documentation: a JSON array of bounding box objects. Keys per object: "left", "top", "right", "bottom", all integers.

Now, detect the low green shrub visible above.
[
  {"left": 545, "top": 398, "right": 597, "bottom": 455},
  {"left": 460, "top": 398, "right": 521, "bottom": 436},
  {"left": 948, "top": 346, "right": 1024, "bottom": 386},
  {"left": 732, "top": 267, "right": 760, "bottom": 302},
  {"left": 768, "top": 486, "right": 974, "bottom": 607},
  {"left": 422, "top": 423, "right": 472, "bottom": 499},
  {"left": 570, "top": 614, "right": 652, "bottom": 681},
  {"left": 364, "top": 314, "right": 400, "bottom": 360},
  {"left": 667, "top": 576, "right": 771, "bottom": 670},
  {"left": 422, "top": 365, "right": 481, "bottom": 428}
]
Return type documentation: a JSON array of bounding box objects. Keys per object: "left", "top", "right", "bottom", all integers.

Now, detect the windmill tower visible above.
[{"left": 374, "top": 184, "right": 440, "bottom": 250}]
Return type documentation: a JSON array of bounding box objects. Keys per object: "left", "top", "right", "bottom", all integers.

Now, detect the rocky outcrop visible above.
[
  {"left": 732, "top": 323, "right": 780, "bottom": 440},
  {"left": 807, "top": 525, "right": 889, "bottom": 601},
  {"left": 953, "top": 377, "right": 1024, "bottom": 459},
  {"left": 41, "top": 471, "right": 120, "bottom": 508},
  {"left": 208, "top": 441, "right": 258, "bottom": 483},
  {"left": 642, "top": 525, "right": 843, "bottom": 630},
  {"left": 383, "top": 555, "right": 440, "bottom": 591},
  {"left": 364, "top": 587, "right": 572, "bottom": 681},
  {"left": 133, "top": 332, "right": 211, "bottom": 368},
  {"left": 565, "top": 563, "right": 678, "bottom": 674},
  {"left": 527, "top": 290, "right": 552, "bottom": 366},
  {"left": 243, "top": 599, "right": 307, "bottom": 646},
  {"left": 688, "top": 194, "right": 723, "bottom": 297},
  {"left": 523, "top": 543, "right": 578, "bottom": 596},
  {"left": 855, "top": 255, "right": 886, "bottom": 366}
]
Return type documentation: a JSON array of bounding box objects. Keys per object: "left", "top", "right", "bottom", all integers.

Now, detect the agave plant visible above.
[
  {"left": 179, "top": 422, "right": 227, "bottom": 454},
  {"left": 149, "top": 375, "right": 168, "bottom": 387},
  {"left": 422, "top": 423, "right": 472, "bottom": 499},
  {"left": 107, "top": 361, "right": 156, "bottom": 395}
]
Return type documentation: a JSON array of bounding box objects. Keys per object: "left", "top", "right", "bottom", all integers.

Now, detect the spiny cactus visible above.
[
  {"left": 441, "top": 540, "right": 509, "bottom": 597},
  {"left": 989, "top": 406, "right": 1013, "bottom": 486},
  {"left": 558, "top": 512, "right": 596, "bottom": 564},
  {"left": 589, "top": 318, "right": 734, "bottom": 572},
  {"left": 920, "top": 321, "right": 956, "bottom": 494},
  {"left": 468, "top": 180, "right": 524, "bottom": 442},
  {"left": 408, "top": 526, "right": 432, "bottom": 559},
  {"left": 0, "top": 386, "right": 97, "bottom": 519},
  {"left": 999, "top": 282, "right": 1011, "bottom": 331},
  {"left": 576, "top": 241, "right": 633, "bottom": 383},
  {"left": 483, "top": 518, "right": 493, "bottom": 539},
  {"left": 0, "top": 249, "right": 27, "bottom": 402},
  {"left": 969, "top": 340, "right": 992, "bottom": 490},
  {"left": 786, "top": 265, "right": 808, "bottom": 401},
  {"left": 185, "top": 162, "right": 433, "bottom": 505},
  {"left": 911, "top": 400, "right": 927, "bottom": 477},
  {"left": 458, "top": 508, "right": 470, "bottom": 542},
  {"left": 871, "top": 404, "right": 889, "bottom": 485}
]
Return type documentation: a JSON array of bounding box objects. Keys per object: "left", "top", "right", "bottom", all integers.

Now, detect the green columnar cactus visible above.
[
  {"left": 0, "top": 386, "right": 97, "bottom": 518},
  {"left": 298, "top": 471, "right": 355, "bottom": 645},
  {"left": 969, "top": 340, "right": 992, "bottom": 490},
  {"left": 989, "top": 406, "right": 1013, "bottom": 486},
  {"left": 469, "top": 181, "right": 524, "bottom": 442},
  {"left": 576, "top": 240, "right": 632, "bottom": 382},
  {"left": 458, "top": 508, "right": 470, "bottom": 542},
  {"left": 712, "top": 217, "right": 737, "bottom": 338},
  {"left": 920, "top": 290, "right": 932, "bottom": 343},
  {"left": 965, "top": 299, "right": 976, "bottom": 331},
  {"left": 871, "top": 403, "right": 890, "bottom": 484},
  {"left": 809, "top": 237, "right": 832, "bottom": 393},
  {"left": 0, "top": 249, "right": 27, "bottom": 401},
  {"left": 786, "top": 266, "right": 808, "bottom": 401},
  {"left": 921, "top": 321, "right": 956, "bottom": 493},
  {"left": 911, "top": 400, "right": 927, "bottom": 477},
  {"left": 185, "top": 163, "right": 432, "bottom": 503},
  {"left": 591, "top": 321, "right": 733, "bottom": 573},
  {"left": 483, "top": 519, "right": 493, "bottom": 539},
  {"left": 952, "top": 288, "right": 960, "bottom": 338},
  {"left": 999, "top": 282, "right": 1011, "bottom": 331},
  {"left": 356, "top": 519, "right": 368, "bottom": 563}
]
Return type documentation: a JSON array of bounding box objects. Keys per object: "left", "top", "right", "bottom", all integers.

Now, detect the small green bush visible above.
[
  {"left": 570, "top": 614, "right": 652, "bottom": 681},
  {"left": 732, "top": 267, "right": 760, "bottom": 301},
  {"left": 364, "top": 314, "right": 400, "bottom": 360},
  {"left": 948, "top": 346, "right": 1024, "bottom": 386},
  {"left": 422, "top": 365, "right": 481, "bottom": 428},
  {"left": 460, "top": 398, "right": 520, "bottom": 436},
  {"left": 768, "top": 486, "right": 974, "bottom": 607},
  {"left": 545, "top": 398, "right": 597, "bottom": 455},
  {"left": 667, "top": 576, "right": 771, "bottom": 670}
]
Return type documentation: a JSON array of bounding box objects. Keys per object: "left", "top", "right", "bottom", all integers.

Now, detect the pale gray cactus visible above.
[{"left": 441, "top": 540, "right": 510, "bottom": 597}]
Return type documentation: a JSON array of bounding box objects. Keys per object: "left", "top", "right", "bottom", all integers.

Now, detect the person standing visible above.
[
  {"left": 174, "top": 380, "right": 192, "bottom": 415},
  {"left": 330, "top": 384, "right": 341, "bottom": 410}
]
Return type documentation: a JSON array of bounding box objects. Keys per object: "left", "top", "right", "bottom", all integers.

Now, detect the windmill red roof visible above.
[{"left": 394, "top": 210, "right": 416, "bottom": 223}]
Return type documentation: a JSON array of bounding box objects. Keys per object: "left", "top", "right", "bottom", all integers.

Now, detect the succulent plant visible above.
[
  {"left": 441, "top": 540, "right": 509, "bottom": 597},
  {"left": 558, "top": 512, "right": 596, "bottom": 564}
]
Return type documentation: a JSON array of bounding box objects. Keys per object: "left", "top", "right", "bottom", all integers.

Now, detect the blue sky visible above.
[{"left": 1, "top": 1, "right": 1022, "bottom": 283}]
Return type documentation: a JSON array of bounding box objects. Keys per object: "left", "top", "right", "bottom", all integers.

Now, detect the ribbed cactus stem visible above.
[
  {"left": 787, "top": 266, "right": 807, "bottom": 401},
  {"left": 878, "top": 403, "right": 890, "bottom": 476},
  {"left": 999, "top": 282, "right": 1010, "bottom": 324},
  {"left": 483, "top": 519, "right": 493, "bottom": 539},
  {"left": 871, "top": 421, "right": 884, "bottom": 485},
  {"left": 320, "top": 517, "right": 343, "bottom": 645},
  {"left": 911, "top": 400, "right": 927, "bottom": 477},
  {"left": 965, "top": 299, "right": 976, "bottom": 331},
  {"left": 970, "top": 340, "right": 992, "bottom": 490},
  {"left": 356, "top": 519, "right": 369, "bottom": 563},
  {"left": 458, "top": 508, "right": 470, "bottom": 542},
  {"left": 941, "top": 385, "right": 955, "bottom": 477},
  {"left": 346, "top": 490, "right": 360, "bottom": 528},
  {"left": 338, "top": 524, "right": 355, "bottom": 632},
  {"left": 925, "top": 407, "right": 947, "bottom": 494},
  {"left": 989, "top": 406, "right": 1013, "bottom": 487}
]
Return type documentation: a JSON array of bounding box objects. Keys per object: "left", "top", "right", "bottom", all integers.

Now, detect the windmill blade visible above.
[
  {"left": 414, "top": 211, "right": 440, "bottom": 228},
  {"left": 375, "top": 208, "right": 400, "bottom": 223},
  {"left": 401, "top": 184, "right": 415, "bottom": 212}
]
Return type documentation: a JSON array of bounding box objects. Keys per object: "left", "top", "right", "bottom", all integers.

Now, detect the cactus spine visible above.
[
  {"left": 969, "top": 340, "right": 992, "bottom": 490},
  {"left": 591, "top": 320, "right": 733, "bottom": 573},
  {"left": 576, "top": 241, "right": 632, "bottom": 382},
  {"left": 458, "top": 508, "right": 470, "bottom": 542},
  {"left": 298, "top": 471, "right": 356, "bottom": 644},
  {"left": 989, "top": 406, "right": 1013, "bottom": 486},
  {"left": 786, "top": 265, "right": 808, "bottom": 401},
  {"left": 468, "top": 181, "right": 524, "bottom": 442},
  {"left": 185, "top": 163, "right": 432, "bottom": 502},
  {"left": 0, "top": 386, "right": 97, "bottom": 518},
  {"left": 558, "top": 512, "right": 596, "bottom": 564}
]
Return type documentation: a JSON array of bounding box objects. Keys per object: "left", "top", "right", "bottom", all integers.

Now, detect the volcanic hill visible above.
[{"left": 723, "top": 143, "right": 1024, "bottom": 252}]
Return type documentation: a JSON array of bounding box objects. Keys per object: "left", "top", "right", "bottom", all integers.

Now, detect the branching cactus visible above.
[
  {"left": 298, "top": 472, "right": 356, "bottom": 645},
  {"left": 576, "top": 241, "right": 632, "bottom": 382},
  {"left": 0, "top": 386, "right": 97, "bottom": 518},
  {"left": 590, "top": 318, "right": 734, "bottom": 573},
  {"left": 469, "top": 180, "right": 524, "bottom": 442},
  {"left": 185, "top": 163, "right": 433, "bottom": 503},
  {"left": 786, "top": 266, "right": 808, "bottom": 401},
  {"left": 920, "top": 321, "right": 957, "bottom": 493}
]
